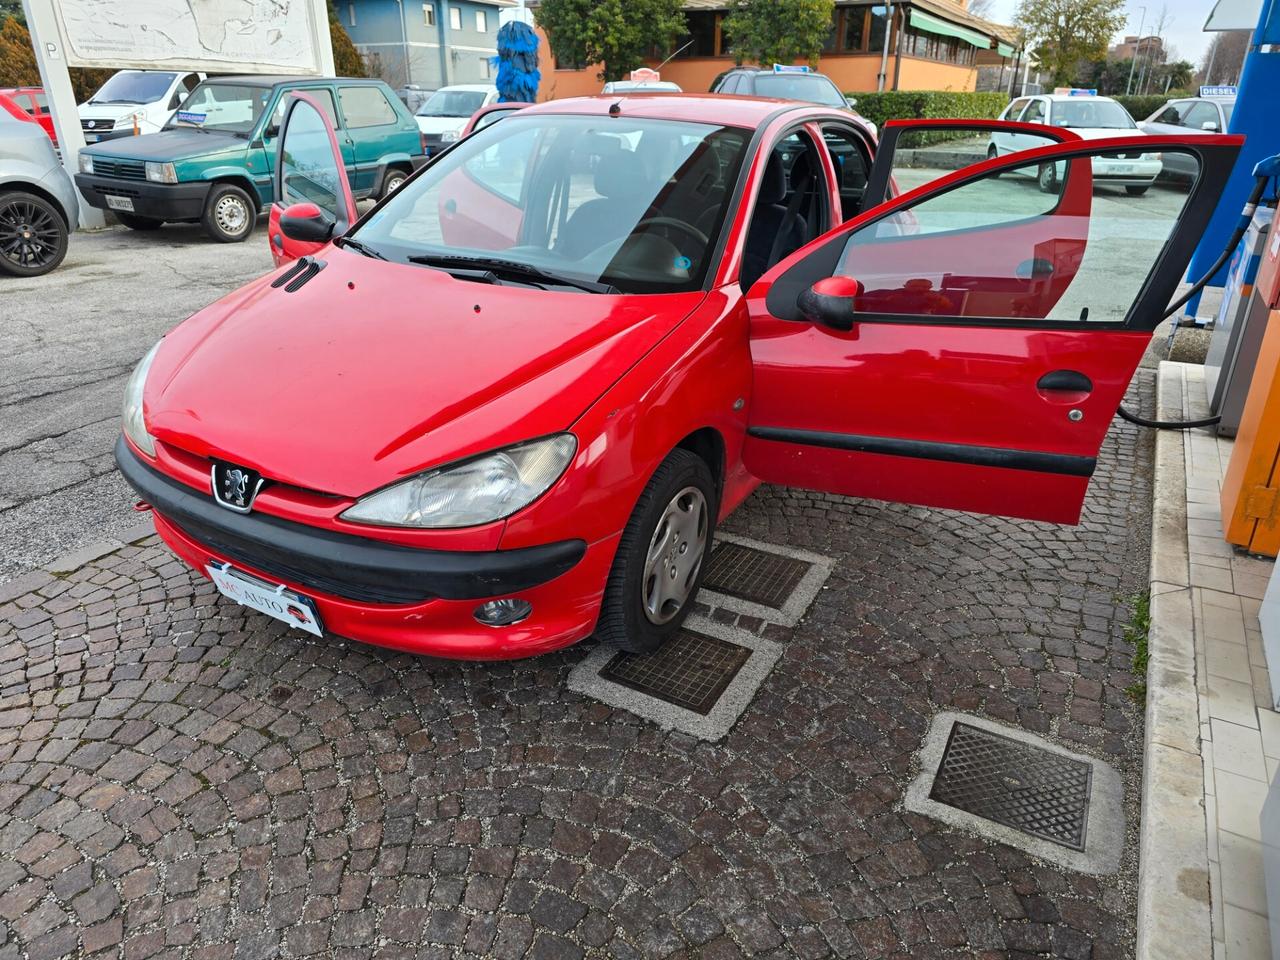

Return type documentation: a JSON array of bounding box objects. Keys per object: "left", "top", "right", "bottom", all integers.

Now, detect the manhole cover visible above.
[
  {"left": 929, "top": 722, "right": 1092, "bottom": 851},
  {"left": 703, "top": 541, "right": 813, "bottom": 609},
  {"left": 599, "top": 630, "right": 752, "bottom": 715}
]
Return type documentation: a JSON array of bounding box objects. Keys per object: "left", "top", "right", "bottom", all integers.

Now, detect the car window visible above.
[
  {"left": 1022, "top": 99, "right": 1046, "bottom": 123},
  {"left": 1153, "top": 101, "right": 1191, "bottom": 125},
  {"left": 31, "top": 92, "right": 48, "bottom": 115},
  {"left": 268, "top": 88, "right": 339, "bottom": 137},
  {"left": 1183, "top": 101, "right": 1221, "bottom": 131},
  {"left": 169, "top": 82, "right": 274, "bottom": 135},
  {"left": 354, "top": 114, "right": 751, "bottom": 294},
  {"left": 1049, "top": 99, "right": 1135, "bottom": 130},
  {"left": 473, "top": 107, "right": 518, "bottom": 131},
  {"left": 752, "top": 73, "right": 846, "bottom": 108},
  {"left": 88, "top": 71, "right": 178, "bottom": 105},
  {"left": 830, "top": 147, "right": 1204, "bottom": 325},
  {"left": 339, "top": 86, "right": 399, "bottom": 128},
  {"left": 417, "top": 89, "right": 488, "bottom": 118},
  {"left": 1004, "top": 98, "right": 1029, "bottom": 120},
  {"left": 279, "top": 98, "right": 346, "bottom": 218},
  {"left": 821, "top": 124, "right": 871, "bottom": 221},
  {"left": 1221, "top": 101, "right": 1234, "bottom": 126},
  {"left": 740, "top": 130, "right": 829, "bottom": 288}
]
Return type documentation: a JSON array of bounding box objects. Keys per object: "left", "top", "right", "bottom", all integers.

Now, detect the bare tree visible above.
[
  {"left": 968, "top": 0, "right": 996, "bottom": 18},
  {"left": 1199, "top": 30, "right": 1249, "bottom": 85}
]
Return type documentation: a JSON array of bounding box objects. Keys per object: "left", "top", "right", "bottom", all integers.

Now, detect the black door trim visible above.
[{"left": 748, "top": 426, "right": 1096, "bottom": 477}]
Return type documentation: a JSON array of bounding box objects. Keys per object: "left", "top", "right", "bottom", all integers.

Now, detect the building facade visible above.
[
  {"left": 1109, "top": 34, "right": 1165, "bottom": 61},
  {"left": 534, "top": 0, "right": 1020, "bottom": 100},
  {"left": 340, "top": 0, "right": 514, "bottom": 90}
]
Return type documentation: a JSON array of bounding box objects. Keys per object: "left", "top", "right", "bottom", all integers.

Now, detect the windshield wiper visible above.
[
  {"left": 337, "top": 236, "right": 388, "bottom": 260},
  {"left": 406, "top": 254, "right": 619, "bottom": 294}
]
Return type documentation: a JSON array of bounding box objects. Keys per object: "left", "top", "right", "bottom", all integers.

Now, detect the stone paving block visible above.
[{"left": 1212, "top": 719, "right": 1267, "bottom": 780}]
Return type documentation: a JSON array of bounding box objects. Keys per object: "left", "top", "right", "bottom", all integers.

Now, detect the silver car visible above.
[
  {"left": 0, "top": 110, "right": 78, "bottom": 277},
  {"left": 1140, "top": 97, "right": 1235, "bottom": 180}
]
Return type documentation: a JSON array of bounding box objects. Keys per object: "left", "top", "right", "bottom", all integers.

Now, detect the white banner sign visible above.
[{"left": 50, "top": 0, "right": 326, "bottom": 74}]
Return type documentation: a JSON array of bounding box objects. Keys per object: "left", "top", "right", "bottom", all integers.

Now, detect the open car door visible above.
[
  {"left": 267, "top": 91, "right": 359, "bottom": 267},
  {"left": 742, "top": 132, "right": 1242, "bottom": 524}
]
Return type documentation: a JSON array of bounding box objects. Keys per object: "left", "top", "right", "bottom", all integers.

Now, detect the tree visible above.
[
  {"left": 1199, "top": 30, "right": 1248, "bottom": 85},
  {"left": 967, "top": 0, "right": 996, "bottom": 18},
  {"left": 328, "top": 10, "right": 366, "bottom": 77},
  {"left": 0, "top": 16, "right": 37, "bottom": 88},
  {"left": 721, "top": 0, "right": 836, "bottom": 68},
  {"left": 0, "top": 1, "right": 23, "bottom": 26},
  {"left": 535, "top": 0, "right": 686, "bottom": 83},
  {"left": 1014, "top": 0, "right": 1126, "bottom": 86}
]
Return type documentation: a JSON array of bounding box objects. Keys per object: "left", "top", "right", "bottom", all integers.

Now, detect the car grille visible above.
[
  {"left": 80, "top": 117, "right": 114, "bottom": 131},
  {"left": 1099, "top": 151, "right": 1144, "bottom": 160},
  {"left": 92, "top": 158, "right": 147, "bottom": 180}
]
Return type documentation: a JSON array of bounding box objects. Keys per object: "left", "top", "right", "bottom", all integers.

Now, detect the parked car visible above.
[
  {"left": 710, "top": 67, "right": 874, "bottom": 134},
  {"left": 115, "top": 94, "right": 1238, "bottom": 659},
  {"left": 602, "top": 80, "right": 682, "bottom": 94},
  {"left": 989, "top": 93, "right": 1162, "bottom": 194},
  {"left": 78, "top": 70, "right": 204, "bottom": 143},
  {"left": 0, "top": 110, "right": 77, "bottom": 277},
  {"left": 415, "top": 84, "right": 499, "bottom": 155},
  {"left": 0, "top": 87, "right": 56, "bottom": 146},
  {"left": 1140, "top": 95, "right": 1236, "bottom": 180},
  {"left": 74, "top": 76, "right": 425, "bottom": 243},
  {"left": 462, "top": 101, "right": 531, "bottom": 137}
]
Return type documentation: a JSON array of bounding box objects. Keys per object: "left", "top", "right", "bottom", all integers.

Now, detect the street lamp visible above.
[{"left": 1125, "top": 5, "right": 1146, "bottom": 95}]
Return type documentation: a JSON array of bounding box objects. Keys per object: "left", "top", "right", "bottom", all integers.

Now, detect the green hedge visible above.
[
  {"left": 1112, "top": 94, "right": 1169, "bottom": 121},
  {"left": 847, "top": 90, "right": 1010, "bottom": 131}
]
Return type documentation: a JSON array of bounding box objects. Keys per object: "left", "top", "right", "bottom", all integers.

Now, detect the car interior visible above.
[{"left": 741, "top": 133, "right": 828, "bottom": 290}]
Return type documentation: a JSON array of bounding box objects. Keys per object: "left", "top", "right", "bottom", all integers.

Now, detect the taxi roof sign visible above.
[
  {"left": 630, "top": 67, "right": 661, "bottom": 82},
  {"left": 772, "top": 63, "right": 812, "bottom": 73},
  {"left": 1200, "top": 84, "right": 1238, "bottom": 97},
  {"left": 1053, "top": 87, "right": 1097, "bottom": 96}
]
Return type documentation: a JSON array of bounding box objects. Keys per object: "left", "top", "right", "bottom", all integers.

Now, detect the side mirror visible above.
[
  {"left": 845, "top": 96, "right": 858, "bottom": 109},
  {"left": 1201, "top": 120, "right": 1220, "bottom": 131},
  {"left": 263, "top": 123, "right": 280, "bottom": 140},
  {"left": 798, "top": 276, "right": 863, "bottom": 331},
  {"left": 279, "top": 202, "right": 335, "bottom": 243}
]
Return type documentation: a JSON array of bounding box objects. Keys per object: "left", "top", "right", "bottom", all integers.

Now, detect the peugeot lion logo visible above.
[{"left": 211, "top": 463, "right": 263, "bottom": 513}]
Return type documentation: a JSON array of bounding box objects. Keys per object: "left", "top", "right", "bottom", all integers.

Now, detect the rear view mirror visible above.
[
  {"left": 1202, "top": 120, "right": 1220, "bottom": 132},
  {"left": 263, "top": 123, "right": 280, "bottom": 140},
  {"left": 845, "top": 96, "right": 858, "bottom": 108},
  {"left": 798, "top": 276, "right": 863, "bottom": 331},
  {"left": 279, "top": 202, "right": 335, "bottom": 243}
]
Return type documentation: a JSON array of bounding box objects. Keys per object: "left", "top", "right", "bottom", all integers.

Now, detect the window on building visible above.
[
  {"left": 475, "top": 9, "right": 487, "bottom": 31},
  {"left": 480, "top": 56, "right": 492, "bottom": 78},
  {"left": 424, "top": 4, "right": 435, "bottom": 26},
  {"left": 901, "top": 25, "right": 977, "bottom": 65},
  {"left": 347, "top": 1, "right": 356, "bottom": 26},
  {"left": 677, "top": 11, "right": 719, "bottom": 57},
  {"left": 449, "top": 6, "right": 461, "bottom": 30},
  {"left": 339, "top": 85, "right": 399, "bottom": 127}
]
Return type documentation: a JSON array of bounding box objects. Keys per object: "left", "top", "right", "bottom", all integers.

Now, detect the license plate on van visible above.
[
  {"left": 206, "top": 562, "right": 324, "bottom": 636},
  {"left": 105, "top": 195, "right": 135, "bottom": 212}
]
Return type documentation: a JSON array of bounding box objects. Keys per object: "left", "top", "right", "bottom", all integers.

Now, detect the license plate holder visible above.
[
  {"left": 105, "top": 195, "right": 135, "bottom": 212},
  {"left": 206, "top": 562, "right": 324, "bottom": 636}
]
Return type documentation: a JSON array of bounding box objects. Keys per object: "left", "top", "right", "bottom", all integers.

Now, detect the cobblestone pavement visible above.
[{"left": 0, "top": 379, "right": 1153, "bottom": 959}]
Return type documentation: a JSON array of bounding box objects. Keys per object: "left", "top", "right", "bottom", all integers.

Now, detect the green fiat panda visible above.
[{"left": 75, "top": 76, "right": 426, "bottom": 243}]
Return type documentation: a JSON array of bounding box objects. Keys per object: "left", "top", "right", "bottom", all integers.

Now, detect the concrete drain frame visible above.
[
  {"left": 904, "top": 712, "right": 1124, "bottom": 875},
  {"left": 697, "top": 532, "right": 834, "bottom": 626}
]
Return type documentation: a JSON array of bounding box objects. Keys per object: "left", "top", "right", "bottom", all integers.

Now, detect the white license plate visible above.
[
  {"left": 1110, "top": 164, "right": 1134, "bottom": 173},
  {"left": 206, "top": 563, "right": 324, "bottom": 636},
  {"left": 105, "top": 195, "right": 134, "bottom": 212}
]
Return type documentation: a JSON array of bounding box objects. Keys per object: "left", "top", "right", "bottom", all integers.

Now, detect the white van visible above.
[
  {"left": 414, "top": 84, "right": 498, "bottom": 155},
  {"left": 78, "top": 70, "right": 204, "bottom": 143}
]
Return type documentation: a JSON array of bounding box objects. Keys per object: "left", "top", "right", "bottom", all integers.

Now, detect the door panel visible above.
[
  {"left": 268, "top": 92, "right": 358, "bottom": 266},
  {"left": 743, "top": 134, "right": 1243, "bottom": 524}
]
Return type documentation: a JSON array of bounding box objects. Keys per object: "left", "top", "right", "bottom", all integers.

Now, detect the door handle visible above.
[{"left": 1036, "top": 370, "right": 1092, "bottom": 406}]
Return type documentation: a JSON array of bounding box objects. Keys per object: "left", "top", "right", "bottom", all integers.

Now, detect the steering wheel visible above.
[{"left": 635, "top": 217, "right": 709, "bottom": 249}]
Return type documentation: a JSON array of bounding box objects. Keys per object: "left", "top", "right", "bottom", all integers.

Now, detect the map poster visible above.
[{"left": 49, "top": 0, "right": 326, "bottom": 74}]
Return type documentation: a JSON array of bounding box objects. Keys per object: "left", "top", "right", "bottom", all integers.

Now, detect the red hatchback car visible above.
[
  {"left": 0, "top": 88, "right": 56, "bottom": 146},
  {"left": 115, "top": 93, "right": 1240, "bottom": 659}
]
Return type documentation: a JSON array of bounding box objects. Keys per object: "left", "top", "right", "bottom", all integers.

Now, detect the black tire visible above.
[
  {"left": 986, "top": 145, "right": 1001, "bottom": 178},
  {"left": 1125, "top": 184, "right": 1150, "bottom": 196},
  {"left": 201, "top": 183, "right": 256, "bottom": 243},
  {"left": 116, "top": 212, "right": 163, "bottom": 231},
  {"left": 598, "top": 448, "right": 718, "bottom": 654},
  {"left": 379, "top": 166, "right": 409, "bottom": 199},
  {"left": 0, "top": 190, "right": 68, "bottom": 277},
  {"left": 1037, "top": 161, "right": 1058, "bottom": 194}
]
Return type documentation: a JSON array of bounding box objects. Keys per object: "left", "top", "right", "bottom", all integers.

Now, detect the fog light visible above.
[{"left": 474, "top": 598, "right": 532, "bottom": 627}]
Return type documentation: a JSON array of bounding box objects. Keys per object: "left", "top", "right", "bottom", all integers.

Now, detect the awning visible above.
[
  {"left": 908, "top": 8, "right": 993, "bottom": 47},
  {"left": 997, "top": 41, "right": 1017, "bottom": 57}
]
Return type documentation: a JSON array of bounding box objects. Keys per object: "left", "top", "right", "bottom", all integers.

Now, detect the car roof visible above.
[
  {"left": 1037, "top": 94, "right": 1122, "bottom": 102},
  {"left": 210, "top": 75, "right": 384, "bottom": 88},
  {"left": 515, "top": 94, "right": 832, "bottom": 129},
  {"left": 437, "top": 84, "right": 495, "bottom": 92}
]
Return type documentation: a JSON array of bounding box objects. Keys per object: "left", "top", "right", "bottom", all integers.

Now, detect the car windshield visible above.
[
  {"left": 1050, "top": 99, "right": 1136, "bottom": 129},
  {"left": 89, "top": 71, "right": 176, "bottom": 105},
  {"left": 418, "top": 90, "right": 487, "bottom": 118},
  {"left": 167, "top": 83, "right": 272, "bottom": 134},
  {"left": 351, "top": 114, "right": 750, "bottom": 294},
  {"left": 752, "top": 74, "right": 846, "bottom": 107}
]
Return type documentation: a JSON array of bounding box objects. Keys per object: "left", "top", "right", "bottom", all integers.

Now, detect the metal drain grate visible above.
[
  {"left": 599, "top": 630, "right": 752, "bottom": 715},
  {"left": 702, "top": 542, "right": 813, "bottom": 609},
  {"left": 929, "top": 722, "right": 1093, "bottom": 851}
]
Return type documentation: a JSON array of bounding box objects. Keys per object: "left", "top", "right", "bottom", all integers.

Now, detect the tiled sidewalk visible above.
[{"left": 1146, "top": 363, "right": 1278, "bottom": 960}]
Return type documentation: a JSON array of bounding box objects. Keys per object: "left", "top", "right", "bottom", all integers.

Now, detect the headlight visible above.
[
  {"left": 122, "top": 340, "right": 162, "bottom": 457},
  {"left": 1141, "top": 152, "right": 1162, "bottom": 161},
  {"left": 341, "top": 434, "right": 577, "bottom": 528},
  {"left": 145, "top": 161, "right": 177, "bottom": 184},
  {"left": 78, "top": 153, "right": 94, "bottom": 175},
  {"left": 440, "top": 130, "right": 460, "bottom": 143}
]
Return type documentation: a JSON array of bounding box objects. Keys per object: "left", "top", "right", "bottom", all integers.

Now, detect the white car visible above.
[
  {"left": 601, "top": 80, "right": 683, "bottom": 94},
  {"left": 78, "top": 70, "right": 204, "bottom": 143},
  {"left": 988, "top": 93, "right": 1162, "bottom": 195},
  {"left": 1140, "top": 96, "right": 1235, "bottom": 179},
  {"left": 415, "top": 84, "right": 498, "bottom": 155}
]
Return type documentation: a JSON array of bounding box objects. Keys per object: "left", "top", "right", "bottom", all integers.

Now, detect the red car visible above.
[
  {"left": 0, "top": 87, "right": 56, "bottom": 146},
  {"left": 115, "top": 93, "right": 1240, "bottom": 660}
]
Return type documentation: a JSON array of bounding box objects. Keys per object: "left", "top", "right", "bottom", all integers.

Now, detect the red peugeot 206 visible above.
[{"left": 115, "top": 92, "right": 1240, "bottom": 659}]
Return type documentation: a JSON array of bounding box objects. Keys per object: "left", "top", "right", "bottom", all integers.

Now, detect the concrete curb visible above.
[{"left": 1136, "top": 362, "right": 1213, "bottom": 960}]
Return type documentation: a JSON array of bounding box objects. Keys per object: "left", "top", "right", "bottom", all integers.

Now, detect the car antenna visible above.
[{"left": 609, "top": 100, "right": 622, "bottom": 117}]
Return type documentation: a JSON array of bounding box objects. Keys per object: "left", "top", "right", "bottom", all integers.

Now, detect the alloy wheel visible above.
[
  {"left": 641, "top": 485, "right": 708, "bottom": 625},
  {"left": 0, "top": 197, "right": 61, "bottom": 271}
]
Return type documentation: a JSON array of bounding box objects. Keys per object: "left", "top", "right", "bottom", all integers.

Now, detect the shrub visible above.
[
  {"left": 847, "top": 90, "right": 1010, "bottom": 131},
  {"left": 1112, "top": 94, "right": 1170, "bottom": 122}
]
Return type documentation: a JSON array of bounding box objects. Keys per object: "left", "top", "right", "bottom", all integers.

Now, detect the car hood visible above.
[
  {"left": 84, "top": 129, "right": 238, "bottom": 162},
  {"left": 145, "top": 250, "right": 705, "bottom": 498}
]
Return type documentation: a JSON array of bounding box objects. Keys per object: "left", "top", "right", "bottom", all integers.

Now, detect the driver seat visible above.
[
  {"left": 556, "top": 150, "right": 654, "bottom": 261},
  {"left": 740, "top": 149, "right": 818, "bottom": 290}
]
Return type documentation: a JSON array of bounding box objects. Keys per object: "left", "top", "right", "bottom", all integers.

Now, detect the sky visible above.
[{"left": 983, "top": 0, "right": 1219, "bottom": 67}]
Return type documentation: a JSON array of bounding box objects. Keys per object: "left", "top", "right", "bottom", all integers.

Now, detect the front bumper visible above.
[
  {"left": 75, "top": 174, "right": 211, "bottom": 221},
  {"left": 116, "top": 437, "right": 607, "bottom": 659}
]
